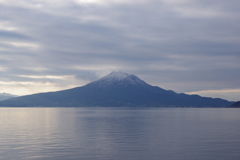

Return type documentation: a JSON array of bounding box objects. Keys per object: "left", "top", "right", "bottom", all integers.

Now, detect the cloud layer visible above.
[{"left": 0, "top": 0, "right": 240, "bottom": 101}]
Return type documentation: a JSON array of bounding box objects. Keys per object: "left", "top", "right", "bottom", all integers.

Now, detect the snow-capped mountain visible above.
[
  {"left": 0, "top": 72, "right": 233, "bottom": 107},
  {"left": 88, "top": 71, "right": 147, "bottom": 88},
  {"left": 100, "top": 71, "right": 130, "bottom": 81}
]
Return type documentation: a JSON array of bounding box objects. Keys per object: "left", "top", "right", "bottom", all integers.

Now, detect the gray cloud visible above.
[
  {"left": 0, "top": 30, "right": 30, "bottom": 40},
  {"left": 0, "top": 0, "right": 239, "bottom": 100}
]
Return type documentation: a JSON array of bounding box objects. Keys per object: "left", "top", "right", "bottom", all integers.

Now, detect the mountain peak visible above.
[
  {"left": 0, "top": 72, "right": 232, "bottom": 107},
  {"left": 88, "top": 71, "right": 147, "bottom": 88},
  {"left": 102, "top": 71, "right": 130, "bottom": 81}
]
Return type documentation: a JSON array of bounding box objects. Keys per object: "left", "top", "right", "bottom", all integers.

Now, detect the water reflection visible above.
[{"left": 0, "top": 108, "right": 240, "bottom": 160}]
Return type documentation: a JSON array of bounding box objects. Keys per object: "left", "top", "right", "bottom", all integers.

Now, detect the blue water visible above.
[{"left": 0, "top": 107, "right": 240, "bottom": 160}]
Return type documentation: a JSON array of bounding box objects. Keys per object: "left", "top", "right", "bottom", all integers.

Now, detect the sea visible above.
[{"left": 0, "top": 107, "right": 240, "bottom": 160}]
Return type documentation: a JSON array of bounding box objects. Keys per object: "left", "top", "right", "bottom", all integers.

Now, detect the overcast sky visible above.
[{"left": 0, "top": 0, "right": 239, "bottom": 101}]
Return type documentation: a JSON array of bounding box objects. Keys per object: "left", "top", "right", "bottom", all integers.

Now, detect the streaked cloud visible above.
[
  {"left": 0, "top": 0, "right": 239, "bottom": 101},
  {"left": 186, "top": 89, "right": 240, "bottom": 101},
  {"left": 18, "top": 75, "right": 73, "bottom": 80}
]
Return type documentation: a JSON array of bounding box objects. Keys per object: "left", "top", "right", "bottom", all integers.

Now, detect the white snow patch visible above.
[
  {"left": 100, "top": 71, "right": 129, "bottom": 81},
  {"left": 89, "top": 71, "right": 147, "bottom": 88}
]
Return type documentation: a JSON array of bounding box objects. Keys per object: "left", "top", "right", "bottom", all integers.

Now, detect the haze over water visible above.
[{"left": 0, "top": 107, "right": 240, "bottom": 160}]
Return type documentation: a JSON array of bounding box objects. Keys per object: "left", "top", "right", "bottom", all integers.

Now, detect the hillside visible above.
[
  {"left": 0, "top": 72, "right": 232, "bottom": 107},
  {"left": 228, "top": 101, "right": 240, "bottom": 108},
  {"left": 0, "top": 93, "right": 17, "bottom": 101}
]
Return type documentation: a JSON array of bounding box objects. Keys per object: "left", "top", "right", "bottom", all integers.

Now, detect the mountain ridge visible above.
[
  {"left": 228, "top": 101, "right": 240, "bottom": 108},
  {"left": 0, "top": 93, "right": 17, "bottom": 101},
  {"left": 0, "top": 71, "right": 233, "bottom": 107}
]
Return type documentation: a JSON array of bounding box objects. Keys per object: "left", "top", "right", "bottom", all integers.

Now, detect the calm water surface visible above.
[{"left": 0, "top": 107, "right": 240, "bottom": 160}]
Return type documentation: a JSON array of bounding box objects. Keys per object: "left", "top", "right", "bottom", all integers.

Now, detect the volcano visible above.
[{"left": 0, "top": 71, "right": 232, "bottom": 107}]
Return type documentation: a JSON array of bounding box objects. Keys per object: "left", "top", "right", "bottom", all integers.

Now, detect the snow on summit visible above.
[
  {"left": 89, "top": 71, "right": 147, "bottom": 88},
  {"left": 102, "top": 71, "right": 129, "bottom": 81}
]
